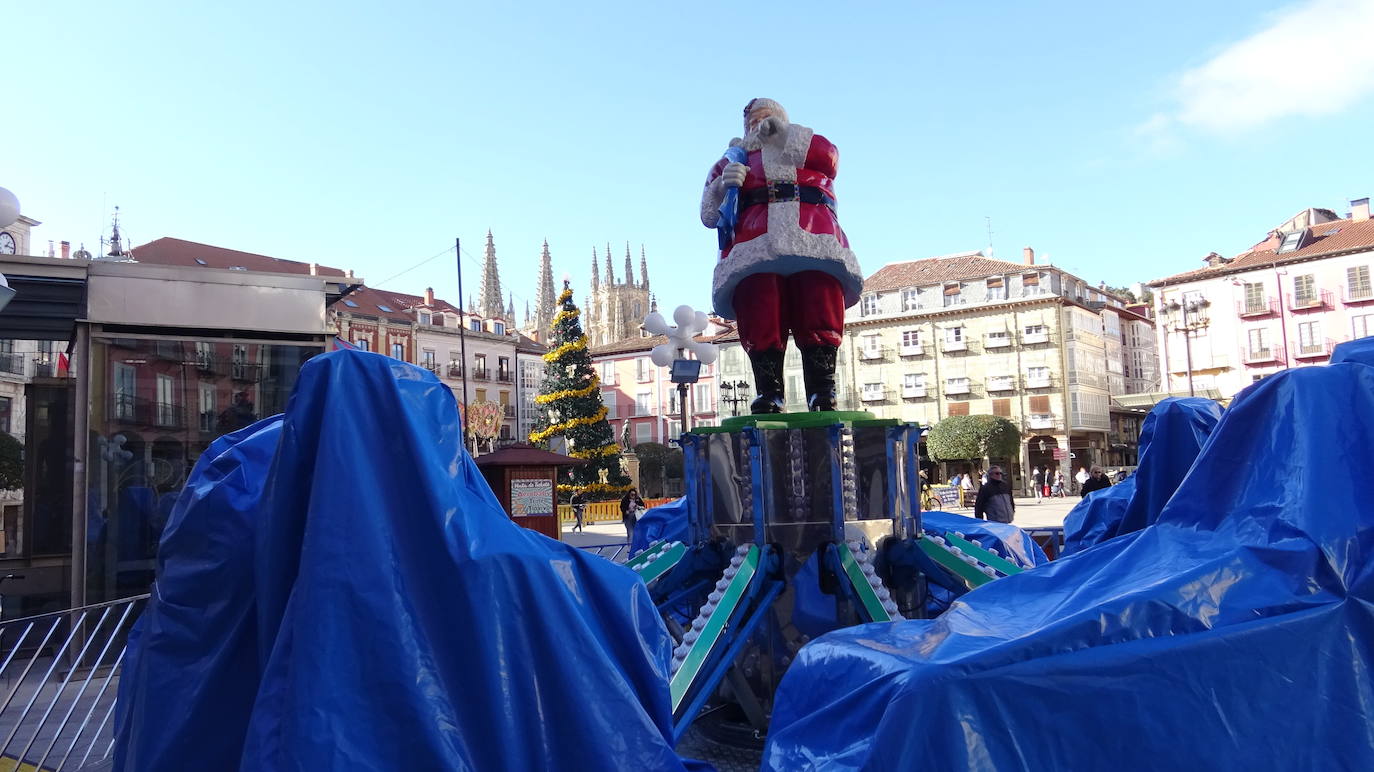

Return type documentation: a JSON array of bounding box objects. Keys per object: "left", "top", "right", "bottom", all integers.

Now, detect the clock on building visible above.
[{"left": 0, "top": 232, "right": 15, "bottom": 255}]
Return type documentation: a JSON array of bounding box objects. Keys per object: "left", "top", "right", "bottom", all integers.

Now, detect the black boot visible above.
[
  {"left": 747, "top": 349, "right": 785, "bottom": 414},
  {"left": 800, "top": 345, "right": 838, "bottom": 412}
]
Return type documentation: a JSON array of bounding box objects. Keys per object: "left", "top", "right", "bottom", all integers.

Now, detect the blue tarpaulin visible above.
[
  {"left": 920, "top": 511, "right": 1048, "bottom": 568},
  {"left": 1061, "top": 397, "right": 1222, "bottom": 555},
  {"left": 114, "top": 350, "right": 706, "bottom": 772},
  {"left": 765, "top": 359, "right": 1374, "bottom": 770},
  {"left": 631, "top": 496, "right": 690, "bottom": 553}
]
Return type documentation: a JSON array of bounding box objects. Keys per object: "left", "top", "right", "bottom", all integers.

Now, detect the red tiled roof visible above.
[
  {"left": 863, "top": 252, "right": 1041, "bottom": 292},
  {"left": 1151, "top": 217, "right": 1374, "bottom": 286},
  {"left": 131, "top": 237, "right": 349, "bottom": 277}
]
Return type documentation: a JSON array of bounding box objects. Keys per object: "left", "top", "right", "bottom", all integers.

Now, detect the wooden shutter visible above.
[
  {"left": 1029, "top": 395, "right": 1051, "bottom": 413},
  {"left": 943, "top": 284, "right": 962, "bottom": 296},
  {"left": 992, "top": 398, "right": 1011, "bottom": 417},
  {"left": 948, "top": 402, "right": 970, "bottom": 416}
]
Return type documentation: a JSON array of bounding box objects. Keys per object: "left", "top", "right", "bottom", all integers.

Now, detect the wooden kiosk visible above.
[{"left": 474, "top": 443, "right": 587, "bottom": 540}]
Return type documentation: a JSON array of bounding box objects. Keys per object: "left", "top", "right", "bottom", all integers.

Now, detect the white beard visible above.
[{"left": 745, "top": 116, "right": 788, "bottom": 147}]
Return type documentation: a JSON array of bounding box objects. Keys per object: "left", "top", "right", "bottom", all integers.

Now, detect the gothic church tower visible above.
[
  {"left": 586, "top": 242, "right": 653, "bottom": 346},
  {"left": 478, "top": 230, "right": 505, "bottom": 320}
]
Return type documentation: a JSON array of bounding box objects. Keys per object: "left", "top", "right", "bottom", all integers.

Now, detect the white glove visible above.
[{"left": 720, "top": 161, "right": 748, "bottom": 188}]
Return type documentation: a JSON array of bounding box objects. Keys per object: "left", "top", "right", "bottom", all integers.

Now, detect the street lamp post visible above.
[
  {"left": 1164, "top": 297, "right": 1211, "bottom": 397},
  {"left": 718, "top": 380, "right": 751, "bottom": 416}
]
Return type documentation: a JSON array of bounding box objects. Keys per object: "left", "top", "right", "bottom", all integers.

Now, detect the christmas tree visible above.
[{"left": 529, "top": 282, "right": 631, "bottom": 498}]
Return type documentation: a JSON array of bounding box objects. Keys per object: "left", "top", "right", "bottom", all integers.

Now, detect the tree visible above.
[
  {"left": 927, "top": 415, "right": 1021, "bottom": 465},
  {"left": 0, "top": 433, "right": 19, "bottom": 490},
  {"left": 528, "top": 282, "right": 631, "bottom": 499}
]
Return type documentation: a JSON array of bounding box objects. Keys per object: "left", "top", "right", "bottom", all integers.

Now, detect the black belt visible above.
[{"left": 739, "top": 183, "right": 836, "bottom": 211}]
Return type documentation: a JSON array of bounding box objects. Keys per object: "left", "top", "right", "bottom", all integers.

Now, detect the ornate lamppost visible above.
[
  {"left": 1163, "top": 297, "right": 1211, "bottom": 397},
  {"left": 718, "top": 380, "right": 751, "bottom": 416}
]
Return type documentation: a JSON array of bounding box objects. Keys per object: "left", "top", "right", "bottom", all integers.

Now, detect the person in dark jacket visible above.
[
  {"left": 1080, "top": 465, "right": 1113, "bottom": 497},
  {"left": 620, "top": 488, "right": 645, "bottom": 543},
  {"left": 973, "top": 465, "right": 1015, "bottom": 523}
]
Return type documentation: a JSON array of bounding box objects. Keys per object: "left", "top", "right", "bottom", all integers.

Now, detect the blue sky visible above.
[{"left": 8, "top": 0, "right": 1374, "bottom": 317}]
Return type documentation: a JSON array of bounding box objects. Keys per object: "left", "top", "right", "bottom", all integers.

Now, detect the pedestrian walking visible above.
[
  {"left": 1080, "top": 465, "right": 1113, "bottom": 497},
  {"left": 959, "top": 472, "right": 973, "bottom": 507},
  {"left": 1052, "top": 470, "right": 1066, "bottom": 498},
  {"left": 1032, "top": 467, "right": 1044, "bottom": 503},
  {"left": 1075, "top": 466, "right": 1089, "bottom": 496},
  {"left": 620, "top": 488, "right": 645, "bottom": 544},
  {"left": 973, "top": 465, "right": 1016, "bottom": 523},
  {"left": 570, "top": 489, "right": 588, "bottom": 533}
]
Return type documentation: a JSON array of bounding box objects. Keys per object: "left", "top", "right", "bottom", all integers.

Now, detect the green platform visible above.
[{"left": 711, "top": 410, "right": 882, "bottom": 432}]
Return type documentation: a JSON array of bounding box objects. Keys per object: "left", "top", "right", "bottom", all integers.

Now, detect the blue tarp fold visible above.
[
  {"left": 1062, "top": 397, "right": 1222, "bottom": 555},
  {"left": 631, "top": 496, "right": 690, "bottom": 553},
  {"left": 765, "top": 360, "right": 1374, "bottom": 770},
  {"left": 115, "top": 350, "right": 703, "bottom": 772}
]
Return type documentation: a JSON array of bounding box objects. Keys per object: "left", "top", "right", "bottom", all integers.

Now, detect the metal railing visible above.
[{"left": 0, "top": 594, "right": 148, "bottom": 771}]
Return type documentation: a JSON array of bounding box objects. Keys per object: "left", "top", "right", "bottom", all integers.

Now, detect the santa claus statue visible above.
[{"left": 701, "top": 98, "right": 862, "bottom": 414}]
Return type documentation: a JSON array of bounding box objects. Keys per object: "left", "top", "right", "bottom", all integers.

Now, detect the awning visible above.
[{"left": 1112, "top": 389, "right": 1226, "bottom": 410}]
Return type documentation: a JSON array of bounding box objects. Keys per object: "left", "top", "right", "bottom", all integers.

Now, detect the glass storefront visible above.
[{"left": 85, "top": 335, "right": 320, "bottom": 602}]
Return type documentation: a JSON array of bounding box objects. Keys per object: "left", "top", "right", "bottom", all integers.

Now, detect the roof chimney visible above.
[
  {"left": 424, "top": 287, "right": 435, "bottom": 305},
  {"left": 347, "top": 269, "right": 354, "bottom": 278},
  {"left": 309, "top": 262, "right": 319, "bottom": 276},
  {"left": 60, "top": 241, "right": 70, "bottom": 260},
  {"left": 1352, "top": 197, "right": 1371, "bottom": 222},
  {"left": 1023, "top": 246, "right": 1035, "bottom": 266}
]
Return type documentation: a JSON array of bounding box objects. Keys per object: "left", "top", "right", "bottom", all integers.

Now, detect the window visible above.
[
  {"left": 604, "top": 393, "right": 618, "bottom": 419},
  {"left": 493, "top": 322, "right": 506, "bottom": 335},
  {"left": 636, "top": 391, "right": 652, "bottom": 416},
  {"left": 942, "top": 284, "right": 963, "bottom": 307},
  {"left": 861, "top": 334, "right": 882, "bottom": 358},
  {"left": 992, "top": 398, "right": 1011, "bottom": 417},
  {"left": 232, "top": 344, "right": 248, "bottom": 378},
  {"left": 985, "top": 330, "right": 1010, "bottom": 348},
  {"left": 902, "top": 373, "right": 925, "bottom": 397},
  {"left": 1243, "top": 282, "right": 1266, "bottom": 313},
  {"left": 469, "top": 319, "right": 482, "bottom": 331},
  {"left": 377, "top": 305, "right": 394, "bottom": 313},
  {"left": 391, "top": 343, "right": 405, "bottom": 360},
  {"left": 1022, "top": 273, "right": 1041, "bottom": 294},
  {"left": 1029, "top": 395, "right": 1051, "bottom": 414},
  {"left": 1349, "top": 266, "right": 1372, "bottom": 300},
  {"left": 1247, "top": 329, "right": 1268, "bottom": 355},
  {"left": 695, "top": 383, "right": 713, "bottom": 412},
  {"left": 419, "top": 312, "right": 431, "bottom": 325},
  {"left": 195, "top": 341, "right": 214, "bottom": 369},
  {"left": 498, "top": 356, "right": 511, "bottom": 381},
  {"left": 601, "top": 362, "right": 618, "bottom": 385},
  {"left": 474, "top": 354, "right": 487, "bottom": 379},
  {"left": 986, "top": 278, "right": 1006, "bottom": 301},
  {"left": 901, "top": 288, "right": 918, "bottom": 311},
  {"left": 499, "top": 425, "right": 511, "bottom": 440},
  {"left": 343, "top": 299, "right": 359, "bottom": 308},
  {"left": 1293, "top": 274, "right": 1316, "bottom": 305},
  {"left": 422, "top": 349, "right": 436, "bottom": 370},
  {"left": 354, "top": 338, "right": 369, "bottom": 352},
  {"left": 861, "top": 382, "right": 885, "bottom": 401},
  {"left": 667, "top": 390, "right": 681, "bottom": 415},
  {"left": 1277, "top": 231, "right": 1305, "bottom": 254},
  {"left": 945, "top": 376, "right": 970, "bottom": 394},
  {"left": 475, "top": 388, "right": 487, "bottom": 402},
  {"left": 632, "top": 301, "right": 643, "bottom": 320},
  {"left": 987, "top": 374, "right": 1015, "bottom": 391},
  {"left": 636, "top": 357, "right": 652, "bottom": 382},
  {"left": 1024, "top": 324, "right": 1048, "bottom": 342},
  {"left": 947, "top": 402, "right": 969, "bottom": 416},
  {"left": 860, "top": 294, "right": 878, "bottom": 316},
  {"left": 635, "top": 422, "right": 652, "bottom": 445},
  {"left": 199, "top": 382, "right": 216, "bottom": 431},
  {"left": 900, "top": 330, "right": 921, "bottom": 351},
  {"left": 1354, "top": 315, "right": 1373, "bottom": 339},
  {"left": 1297, "top": 320, "right": 1322, "bottom": 354},
  {"left": 1027, "top": 366, "right": 1050, "bottom": 386},
  {"left": 666, "top": 419, "right": 682, "bottom": 439},
  {"left": 944, "top": 326, "right": 963, "bottom": 343},
  {"left": 0, "top": 396, "right": 9, "bottom": 434},
  {"left": 157, "top": 374, "right": 178, "bottom": 427}
]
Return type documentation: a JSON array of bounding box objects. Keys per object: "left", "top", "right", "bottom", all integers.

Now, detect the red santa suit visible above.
[{"left": 701, "top": 121, "right": 862, "bottom": 354}]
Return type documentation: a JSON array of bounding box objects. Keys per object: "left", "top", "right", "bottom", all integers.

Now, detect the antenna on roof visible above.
[{"left": 985, "top": 216, "right": 994, "bottom": 258}]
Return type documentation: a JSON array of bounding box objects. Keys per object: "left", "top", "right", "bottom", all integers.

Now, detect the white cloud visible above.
[{"left": 1152, "top": 0, "right": 1374, "bottom": 135}]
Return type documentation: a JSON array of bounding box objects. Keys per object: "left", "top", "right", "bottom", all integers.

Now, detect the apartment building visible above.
[
  {"left": 1149, "top": 199, "right": 1374, "bottom": 399},
  {"left": 844, "top": 249, "right": 1151, "bottom": 479},
  {"left": 712, "top": 331, "right": 856, "bottom": 417},
  {"left": 590, "top": 335, "right": 720, "bottom": 447}
]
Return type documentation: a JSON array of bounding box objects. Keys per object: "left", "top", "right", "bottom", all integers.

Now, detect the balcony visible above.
[
  {"left": 230, "top": 363, "right": 261, "bottom": 382},
  {"left": 1237, "top": 298, "right": 1278, "bottom": 318},
  {"left": 112, "top": 394, "right": 185, "bottom": 428},
  {"left": 941, "top": 339, "right": 968, "bottom": 353},
  {"left": 472, "top": 368, "right": 490, "bottom": 381},
  {"left": 984, "top": 334, "right": 1012, "bottom": 349},
  {"left": 858, "top": 345, "right": 888, "bottom": 361},
  {"left": 1292, "top": 338, "right": 1335, "bottom": 360},
  {"left": 1022, "top": 330, "right": 1050, "bottom": 345},
  {"left": 901, "top": 386, "right": 927, "bottom": 399},
  {"left": 1025, "top": 374, "right": 1052, "bottom": 389},
  {"left": 1288, "top": 289, "right": 1332, "bottom": 312},
  {"left": 943, "top": 381, "right": 971, "bottom": 396},
  {"left": 859, "top": 387, "right": 887, "bottom": 403},
  {"left": 1025, "top": 414, "right": 1058, "bottom": 431},
  {"left": 496, "top": 370, "right": 513, "bottom": 383},
  {"left": 503, "top": 404, "right": 517, "bottom": 418},
  {"left": 1242, "top": 346, "right": 1284, "bottom": 365},
  {"left": 986, "top": 376, "right": 1016, "bottom": 392},
  {"left": 447, "top": 363, "right": 463, "bottom": 378},
  {"left": 1344, "top": 284, "right": 1374, "bottom": 305},
  {"left": 897, "top": 343, "right": 924, "bottom": 357}
]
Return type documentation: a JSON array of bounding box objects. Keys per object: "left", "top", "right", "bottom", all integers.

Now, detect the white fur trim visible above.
[{"left": 711, "top": 215, "right": 862, "bottom": 319}]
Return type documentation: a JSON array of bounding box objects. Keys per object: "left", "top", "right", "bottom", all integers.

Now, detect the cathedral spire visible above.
[
  {"left": 478, "top": 230, "right": 505, "bottom": 319},
  {"left": 639, "top": 245, "right": 649, "bottom": 290},
  {"left": 623, "top": 242, "right": 633, "bottom": 289},
  {"left": 507, "top": 291, "right": 515, "bottom": 321},
  {"left": 590, "top": 246, "right": 600, "bottom": 290},
  {"left": 535, "top": 239, "right": 557, "bottom": 333},
  {"left": 603, "top": 243, "right": 614, "bottom": 285}
]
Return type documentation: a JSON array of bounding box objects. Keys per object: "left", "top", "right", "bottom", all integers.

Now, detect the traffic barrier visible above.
[{"left": 558, "top": 498, "right": 674, "bottom": 524}]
